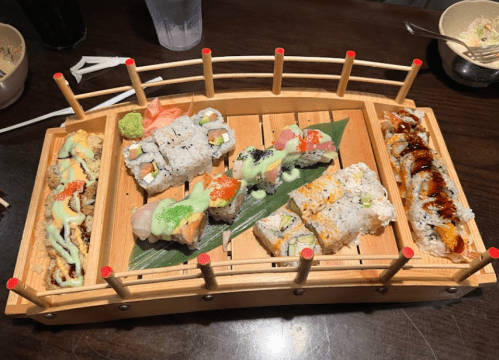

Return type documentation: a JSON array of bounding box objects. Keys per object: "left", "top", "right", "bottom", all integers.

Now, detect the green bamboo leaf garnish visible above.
[{"left": 128, "top": 118, "right": 349, "bottom": 270}]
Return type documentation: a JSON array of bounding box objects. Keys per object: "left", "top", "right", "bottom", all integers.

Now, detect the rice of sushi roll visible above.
[
  {"left": 192, "top": 108, "right": 224, "bottom": 127},
  {"left": 305, "top": 197, "right": 364, "bottom": 254},
  {"left": 398, "top": 149, "right": 447, "bottom": 198},
  {"left": 123, "top": 138, "right": 173, "bottom": 194},
  {"left": 288, "top": 170, "right": 344, "bottom": 219},
  {"left": 405, "top": 169, "right": 474, "bottom": 262},
  {"left": 289, "top": 162, "right": 396, "bottom": 254},
  {"left": 154, "top": 116, "right": 213, "bottom": 185},
  {"left": 201, "top": 173, "right": 247, "bottom": 223},
  {"left": 123, "top": 137, "right": 159, "bottom": 168},
  {"left": 232, "top": 146, "right": 286, "bottom": 194},
  {"left": 381, "top": 108, "right": 427, "bottom": 141},
  {"left": 203, "top": 122, "right": 236, "bottom": 160},
  {"left": 253, "top": 208, "right": 321, "bottom": 266},
  {"left": 332, "top": 163, "right": 396, "bottom": 230},
  {"left": 384, "top": 132, "right": 430, "bottom": 182}
]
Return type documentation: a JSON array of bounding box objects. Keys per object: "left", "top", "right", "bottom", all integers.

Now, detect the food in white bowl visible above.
[
  {"left": 438, "top": 0, "right": 499, "bottom": 86},
  {"left": 0, "top": 23, "right": 28, "bottom": 109},
  {"left": 458, "top": 15, "right": 499, "bottom": 68}
]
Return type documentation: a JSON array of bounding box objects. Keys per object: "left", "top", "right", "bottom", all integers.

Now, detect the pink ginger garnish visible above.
[{"left": 142, "top": 97, "right": 195, "bottom": 137}]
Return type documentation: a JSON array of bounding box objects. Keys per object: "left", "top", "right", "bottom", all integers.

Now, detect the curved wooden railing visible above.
[
  {"left": 52, "top": 48, "right": 422, "bottom": 120},
  {"left": 7, "top": 247, "right": 499, "bottom": 309}
]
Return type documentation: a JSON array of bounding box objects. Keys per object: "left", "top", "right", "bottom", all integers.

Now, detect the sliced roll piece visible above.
[
  {"left": 384, "top": 132, "right": 430, "bottom": 182},
  {"left": 398, "top": 149, "right": 447, "bottom": 198},
  {"left": 253, "top": 208, "right": 321, "bottom": 267},
  {"left": 192, "top": 108, "right": 224, "bottom": 127},
  {"left": 204, "top": 122, "right": 236, "bottom": 160},
  {"left": 295, "top": 128, "right": 337, "bottom": 168},
  {"left": 154, "top": 116, "right": 213, "bottom": 185},
  {"left": 288, "top": 170, "right": 344, "bottom": 220},
  {"left": 232, "top": 146, "right": 286, "bottom": 194},
  {"left": 201, "top": 173, "right": 247, "bottom": 224},
  {"left": 123, "top": 138, "right": 173, "bottom": 194},
  {"left": 406, "top": 169, "right": 475, "bottom": 262},
  {"left": 131, "top": 182, "right": 210, "bottom": 250}
]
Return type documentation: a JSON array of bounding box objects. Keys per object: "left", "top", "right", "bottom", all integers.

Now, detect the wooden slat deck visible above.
[{"left": 227, "top": 114, "right": 272, "bottom": 270}]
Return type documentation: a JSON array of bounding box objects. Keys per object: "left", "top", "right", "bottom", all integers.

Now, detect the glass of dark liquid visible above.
[{"left": 17, "top": 0, "right": 87, "bottom": 51}]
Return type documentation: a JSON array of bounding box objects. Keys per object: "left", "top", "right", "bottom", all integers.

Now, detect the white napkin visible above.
[
  {"left": 70, "top": 56, "right": 131, "bottom": 83},
  {"left": 0, "top": 76, "right": 163, "bottom": 134}
]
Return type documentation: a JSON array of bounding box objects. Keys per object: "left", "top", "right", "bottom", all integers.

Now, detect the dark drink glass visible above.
[{"left": 17, "top": 0, "right": 87, "bottom": 51}]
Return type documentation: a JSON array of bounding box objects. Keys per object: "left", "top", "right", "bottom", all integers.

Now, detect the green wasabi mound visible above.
[{"left": 119, "top": 112, "right": 144, "bottom": 139}]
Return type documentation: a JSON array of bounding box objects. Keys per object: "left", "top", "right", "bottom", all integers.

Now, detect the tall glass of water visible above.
[{"left": 145, "top": 0, "right": 202, "bottom": 51}]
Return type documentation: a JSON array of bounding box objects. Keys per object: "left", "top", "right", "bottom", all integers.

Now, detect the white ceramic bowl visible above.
[
  {"left": 439, "top": 0, "right": 499, "bottom": 87},
  {"left": 0, "top": 23, "right": 28, "bottom": 109}
]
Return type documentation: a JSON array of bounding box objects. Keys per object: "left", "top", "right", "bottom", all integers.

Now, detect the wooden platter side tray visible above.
[{"left": 5, "top": 49, "right": 498, "bottom": 325}]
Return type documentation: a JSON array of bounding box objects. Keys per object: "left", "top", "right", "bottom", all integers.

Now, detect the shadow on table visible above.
[
  {"left": 422, "top": 40, "right": 499, "bottom": 98},
  {"left": 381, "top": 39, "right": 499, "bottom": 99}
]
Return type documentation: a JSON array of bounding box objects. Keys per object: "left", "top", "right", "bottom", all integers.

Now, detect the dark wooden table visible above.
[{"left": 1, "top": 0, "right": 498, "bottom": 359}]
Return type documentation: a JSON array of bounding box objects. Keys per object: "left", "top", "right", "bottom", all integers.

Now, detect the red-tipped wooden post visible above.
[
  {"left": 53, "top": 72, "right": 86, "bottom": 120},
  {"left": 101, "top": 266, "right": 131, "bottom": 299},
  {"left": 6, "top": 278, "right": 51, "bottom": 308},
  {"left": 395, "top": 59, "right": 422, "bottom": 104},
  {"left": 294, "top": 248, "right": 315, "bottom": 285},
  {"left": 452, "top": 248, "right": 499, "bottom": 283},
  {"left": 125, "top": 59, "right": 147, "bottom": 106},
  {"left": 272, "top": 47, "right": 285, "bottom": 95},
  {"left": 202, "top": 48, "right": 215, "bottom": 98},
  {"left": 379, "top": 247, "right": 414, "bottom": 283},
  {"left": 197, "top": 253, "right": 218, "bottom": 290},
  {"left": 337, "top": 50, "right": 355, "bottom": 97}
]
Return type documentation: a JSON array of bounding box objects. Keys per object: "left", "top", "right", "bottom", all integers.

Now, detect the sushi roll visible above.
[
  {"left": 383, "top": 108, "right": 476, "bottom": 262},
  {"left": 288, "top": 170, "right": 344, "bottom": 219},
  {"left": 273, "top": 125, "right": 304, "bottom": 169},
  {"left": 253, "top": 208, "right": 321, "bottom": 266},
  {"left": 154, "top": 116, "right": 213, "bottom": 185},
  {"left": 289, "top": 162, "right": 396, "bottom": 254},
  {"left": 204, "top": 122, "right": 236, "bottom": 160},
  {"left": 192, "top": 107, "right": 224, "bottom": 127},
  {"left": 384, "top": 132, "right": 430, "bottom": 182},
  {"left": 333, "top": 163, "right": 396, "bottom": 230},
  {"left": 232, "top": 146, "right": 286, "bottom": 194},
  {"left": 39, "top": 130, "right": 104, "bottom": 289},
  {"left": 202, "top": 173, "right": 247, "bottom": 223},
  {"left": 131, "top": 182, "right": 210, "bottom": 249},
  {"left": 295, "top": 128, "right": 337, "bottom": 168},
  {"left": 305, "top": 197, "right": 364, "bottom": 254},
  {"left": 398, "top": 149, "right": 447, "bottom": 198},
  {"left": 381, "top": 108, "right": 426, "bottom": 140},
  {"left": 405, "top": 169, "right": 474, "bottom": 262},
  {"left": 123, "top": 138, "right": 173, "bottom": 194},
  {"left": 123, "top": 137, "right": 159, "bottom": 168}
]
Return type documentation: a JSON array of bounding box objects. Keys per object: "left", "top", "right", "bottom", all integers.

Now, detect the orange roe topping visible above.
[
  {"left": 298, "top": 137, "right": 307, "bottom": 152},
  {"left": 54, "top": 180, "right": 86, "bottom": 201},
  {"left": 299, "top": 130, "right": 322, "bottom": 152},
  {"left": 209, "top": 174, "right": 241, "bottom": 201},
  {"left": 305, "top": 130, "right": 321, "bottom": 144}
]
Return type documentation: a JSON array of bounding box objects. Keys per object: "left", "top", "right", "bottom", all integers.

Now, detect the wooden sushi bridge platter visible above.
[{"left": 5, "top": 49, "right": 497, "bottom": 325}]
